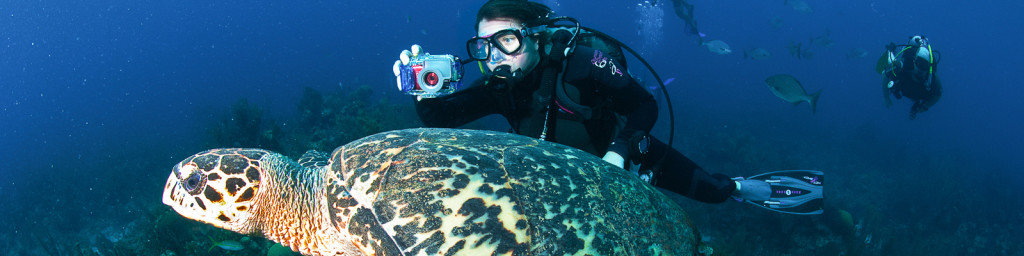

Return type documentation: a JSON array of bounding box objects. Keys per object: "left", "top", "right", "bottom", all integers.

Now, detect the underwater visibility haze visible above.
[{"left": 1, "top": 0, "right": 1022, "bottom": 255}]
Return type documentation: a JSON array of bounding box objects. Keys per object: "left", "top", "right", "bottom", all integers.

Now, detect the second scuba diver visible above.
[{"left": 880, "top": 35, "right": 943, "bottom": 120}]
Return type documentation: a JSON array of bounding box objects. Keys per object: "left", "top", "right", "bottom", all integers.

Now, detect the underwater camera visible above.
[{"left": 397, "top": 54, "right": 462, "bottom": 98}]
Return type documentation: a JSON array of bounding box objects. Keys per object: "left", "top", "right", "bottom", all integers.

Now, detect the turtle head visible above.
[{"left": 162, "top": 148, "right": 267, "bottom": 234}]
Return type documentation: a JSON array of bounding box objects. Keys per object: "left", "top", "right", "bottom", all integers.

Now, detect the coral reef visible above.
[
  {"left": 281, "top": 85, "right": 421, "bottom": 157},
  {"left": 206, "top": 98, "right": 284, "bottom": 152}
]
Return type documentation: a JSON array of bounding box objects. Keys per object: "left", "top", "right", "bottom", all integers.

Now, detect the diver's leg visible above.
[
  {"left": 883, "top": 77, "right": 894, "bottom": 108},
  {"left": 910, "top": 78, "right": 942, "bottom": 120},
  {"left": 644, "top": 137, "right": 735, "bottom": 203},
  {"left": 909, "top": 100, "right": 922, "bottom": 120},
  {"left": 919, "top": 75, "right": 943, "bottom": 111}
]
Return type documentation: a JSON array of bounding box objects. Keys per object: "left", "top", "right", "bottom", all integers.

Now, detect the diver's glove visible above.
[
  {"left": 885, "top": 43, "right": 895, "bottom": 52},
  {"left": 393, "top": 44, "right": 423, "bottom": 68},
  {"left": 731, "top": 177, "right": 772, "bottom": 203},
  {"left": 601, "top": 151, "right": 625, "bottom": 169},
  {"left": 602, "top": 137, "right": 630, "bottom": 169},
  {"left": 393, "top": 44, "right": 426, "bottom": 101},
  {"left": 604, "top": 139, "right": 656, "bottom": 184}
]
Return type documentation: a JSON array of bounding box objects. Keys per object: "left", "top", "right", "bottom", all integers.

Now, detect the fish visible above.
[
  {"left": 643, "top": 77, "right": 675, "bottom": 92},
  {"left": 663, "top": 77, "right": 676, "bottom": 85},
  {"left": 801, "top": 50, "right": 816, "bottom": 59},
  {"left": 787, "top": 41, "right": 815, "bottom": 60},
  {"left": 207, "top": 236, "right": 244, "bottom": 251},
  {"left": 787, "top": 42, "right": 801, "bottom": 58},
  {"left": 764, "top": 74, "right": 821, "bottom": 114},
  {"left": 810, "top": 29, "right": 834, "bottom": 48},
  {"left": 770, "top": 16, "right": 784, "bottom": 30},
  {"left": 744, "top": 48, "right": 771, "bottom": 60},
  {"left": 847, "top": 47, "right": 869, "bottom": 59},
  {"left": 703, "top": 40, "right": 732, "bottom": 55},
  {"left": 785, "top": 0, "right": 813, "bottom": 13},
  {"left": 810, "top": 36, "right": 833, "bottom": 48}
]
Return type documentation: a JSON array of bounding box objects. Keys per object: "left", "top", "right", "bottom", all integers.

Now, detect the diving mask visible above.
[
  {"left": 910, "top": 35, "right": 928, "bottom": 47},
  {"left": 466, "top": 26, "right": 545, "bottom": 61}
]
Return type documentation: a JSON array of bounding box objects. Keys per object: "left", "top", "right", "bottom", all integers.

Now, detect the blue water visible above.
[{"left": 2, "top": 0, "right": 1022, "bottom": 255}]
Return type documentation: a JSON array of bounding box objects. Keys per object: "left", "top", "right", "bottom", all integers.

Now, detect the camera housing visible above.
[{"left": 397, "top": 54, "right": 462, "bottom": 98}]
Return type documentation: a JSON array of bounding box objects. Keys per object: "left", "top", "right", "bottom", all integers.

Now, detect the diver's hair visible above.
[{"left": 475, "top": 0, "right": 553, "bottom": 31}]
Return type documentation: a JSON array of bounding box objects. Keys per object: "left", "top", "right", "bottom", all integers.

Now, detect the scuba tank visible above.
[{"left": 534, "top": 16, "right": 677, "bottom": 185}]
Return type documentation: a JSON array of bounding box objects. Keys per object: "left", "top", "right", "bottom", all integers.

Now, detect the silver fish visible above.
[
  {"left": 770, "top": 16, "right": 784, "bottom": 30},
  {"left": 810, "top": 29, "right": 834, "bottom": 48},
  {"left": 745, "top": 48, "right": 771, "bottom": 60},
  {"left": 787, "top": 41, "right": 815, "bottom": 60},
  {"left": 703, "top": 40, "right": 732, "bottom": 55},
  {"left": 765, "top": 74, "right": 822, "bottom": 113},
  {"left": 847, "top": 47, "right": 869, "bottom": 59},
  {"left": 785, "top": 0, "right": 813, "bottom": 13}
]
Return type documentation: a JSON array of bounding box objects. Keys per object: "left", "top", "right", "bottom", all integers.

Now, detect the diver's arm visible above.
[
  {"left": 414, "top": 77, "right": 500, "bottom": 128},
  {"left": 564, "top": 47, "right": 658, "bottom": 143},
  {"left": 608, "top": 79, "right": 658, "bottom": 142}
]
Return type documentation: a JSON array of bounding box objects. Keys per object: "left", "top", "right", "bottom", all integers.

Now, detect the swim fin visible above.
[{"left": 740, "top": 170, "right": 823, "bottom": 215}]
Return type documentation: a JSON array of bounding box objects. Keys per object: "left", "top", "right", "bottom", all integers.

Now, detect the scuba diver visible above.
[
  {"left": 668, "top": 0, "right": 706, "bottom": 41},
  {"left": 392, "top": 0, "right": 822, "bottom": 214},
  {"left": 880, "top": 35, "right": 943, "bottom": 120}
]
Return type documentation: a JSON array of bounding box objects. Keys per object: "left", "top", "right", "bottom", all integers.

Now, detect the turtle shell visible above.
[{"left": 325, "top": 128, "right": 698, "bottom": 255}]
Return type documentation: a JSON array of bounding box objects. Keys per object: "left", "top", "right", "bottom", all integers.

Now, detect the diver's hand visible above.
[
  {"left": 601, "top": 151, "right": 625, "bottom": 169},
  {"left": 603, "top": 138, "right": 631, "bottom": 169},
  {"left": 392, "top": 44, "right": 424, "bottom": 76},
  {"left": 885, "top": 42, "right": 898, "bottom": 53},
  {"left": 393, "top": 44, "right": 425, "bottom": 101}
]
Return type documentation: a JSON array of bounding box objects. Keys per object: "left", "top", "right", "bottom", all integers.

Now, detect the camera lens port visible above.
[{"left": 425, "top": 72, "right": 439, "bottom": 86}]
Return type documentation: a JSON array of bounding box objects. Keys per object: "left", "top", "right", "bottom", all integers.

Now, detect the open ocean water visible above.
[{"left": 1, "top": 0, "right": 1021, "bottom": 255}]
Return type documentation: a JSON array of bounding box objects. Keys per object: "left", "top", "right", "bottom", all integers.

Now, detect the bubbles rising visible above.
[
  {"left": 540, "top": 0, "right": 560, "bottom": 12},
  {"left": 635, "top": 1, "right": 664, "bottom": 55}
]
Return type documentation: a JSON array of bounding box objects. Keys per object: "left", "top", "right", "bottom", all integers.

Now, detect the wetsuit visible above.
[
  {"left": 415, "top": 46, "right": 736, "bottom": 203},
  {"left": 670, "top": 0, "right": 702, "bottom": 38},
  {"left": 884, "top": 45, "right": 943, "bottom": 119}
]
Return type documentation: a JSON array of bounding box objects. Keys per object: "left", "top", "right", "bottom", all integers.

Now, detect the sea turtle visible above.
[{"left": 162, "top": 128, "right": 699, "bottom": 255}]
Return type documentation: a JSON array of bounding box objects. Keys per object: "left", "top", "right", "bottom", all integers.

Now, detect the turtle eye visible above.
[{"left": 183, "top": 173, "right": 203, "bottom": 192}]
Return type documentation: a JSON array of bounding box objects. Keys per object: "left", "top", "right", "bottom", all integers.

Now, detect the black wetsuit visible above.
[
  {"left": 884, "top": 45, "right": 943, "bottom": 119},
  {"left": 415, "top": 46, "right": 735, "bottom": 203},
  {"left": 670, "top": 0, "right": 701, "bottom": 38}
]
